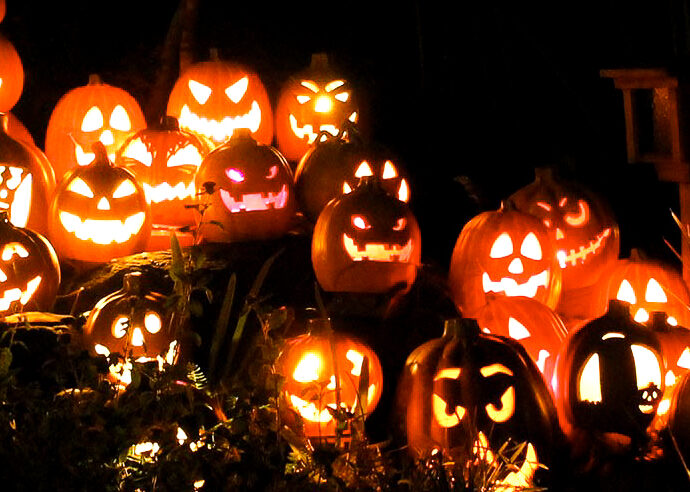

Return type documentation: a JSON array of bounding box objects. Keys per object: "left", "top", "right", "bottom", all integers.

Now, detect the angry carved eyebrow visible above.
[{"left": 480, "top": 364, "right": 513, "bottom": 378}]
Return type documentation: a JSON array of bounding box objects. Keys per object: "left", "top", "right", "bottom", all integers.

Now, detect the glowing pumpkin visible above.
[
  {"left": 0, "top": 0, "right": 5, "bottom": 23},
  {"left": 276, "top": 53, "right": 360, "bottom": 162},
  {"left": 667, "top": 371, "right": 690, "bottom": 462},
  {"left": 48, "top": 143, "right": 151, "bottom": 263},
  {"left": 276, "top": 318, "right": 383, "bottom": 442},
  {"left": 166, "top": 51, "right": 272, "bottom": 148},
  {"left": 6, "top": 112, "right": 34, "bottom": 145},
  {"left": 0, "top": 32, "right": 23, "bottom": 113},
  {"left": 45, "top": 74, "right": 146, "bottom": 180}
]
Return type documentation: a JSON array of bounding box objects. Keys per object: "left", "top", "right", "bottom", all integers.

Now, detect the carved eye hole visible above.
[
  {"left": 167, "top": 144, "right": 203, "bottom": 168},
  {"left": 616, "top": 279, "right": 637, "bottom": 304},
  {"left": 520, "top": 232, "right": 542, "bottom": 260},
  {"left": 226, "top": 77, "right": 249, "bottom": 103},
  {"left": 490, "top": 232, "right": 513, "bottom": 258},
  {"left": 265, "top": 165, "right": 278, "bottom": 179},
  {"left": 113, "top": 180, "right": 137, "bottom": 199},
  {"left": 112, "top": 317, "right": 129, "bottom": 339},
  {"left": 1, "top": 243, "right": 29, "bottom": 261},
  {"left": 578, "top": 353, "right": 602, "bottom": 403},
  {"left": 564, "top": 200, "right": 590, "bottom": 227},
  {"left": 67, "top": 177, "right": 95, "bottom": 198},
  {"left": 292, "top": 352, "right": 321, "bottom": 383},
  {"left": 382, "top": 161, "right": 397, "bottom": 179},
  {"left": 121, "top": 138, "right": 152, "bottom": 167},
  {"left": 432, "top": 368, "right": 466, "bottom": 428},
  {"left": 354, "top": 161, "right": 373, "bottom": 178},
  {"left": 631, "top": 344, "right": 662, "bottom": 391},
  {"left": 645, "top": 278, "right": 667, "bottom": 303},
  {"left": 144, "top": 312, "right": 162, "bottom": 334},
  {"left": 296, "top": 95, "right": 311, "bottom": 104},
  {"left": 110, "top": 105, "right": 132, "bottom": 132},
  {"left": 300, "top": 80, "right": 319, "bottom": 93},
  {"left": 325, "top": 80, "right": 345, "bottom": 92},
  {"left": 225, "top": 168, "right": 245, "bottom": 183},
  {"left": 352, "top": 215, "right": 371, "bottom": 230},
  {"left": 393, "top": 218, "right": 406, "bottom": 231},
  {"left": 81, "top": 106, "right": 104, "bottom": 132},
  {"left": 188, "top": 80, "right": 212, "bottom": 104},
  {"left": 480, "top": 364, "right": 515, "bottom": 423}
]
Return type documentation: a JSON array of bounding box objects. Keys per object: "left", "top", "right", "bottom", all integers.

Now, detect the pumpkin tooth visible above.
[
  {"left": 219, "top": 185, "right": 288, "bottom": 213},
  {"left": 58, "top": 211, "right": 146, "bottom": 244},
  {"left": 481, "top": 271, "right": 548, "bottom": 298},
  {"left": 342, "top": 234, "right": 413, "bottom": 262},
  {"left": 0, "top": 275, "right": 41, "bottom": 312},
  {"left": 179, "top": 101, "right": 262, "bottom": 143}
]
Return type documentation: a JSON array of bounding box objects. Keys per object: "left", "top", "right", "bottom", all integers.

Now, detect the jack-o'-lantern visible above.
[
  {"left": 448, "top": 203, "right": 561, "bottom": 317},
  {"left": 276, "top": 53, "right": 360, "bottom": 162},
  {"left": 554, "top": 300, "right": 664, "bottom": 445},
  {"left": 509, "top": 168, "right": 620, "bottom": 294},
  {"left": 312, "top": 176, "right": 420, "bottom": 294},
  {"left": 398, "top": 317, "right": 558, "bottom": 488},
  {"left": 116, "top": 116, "right": 210, "bottom": 228},
  {"left": 475, "top": 294, "right": 567, "bottom": 388},
  {"left": 166, "top": 51, "right": 272, "bottom": 148},
  {"left": 0, "top": 211, "right": 60, "bottom": 315},
  {"left": 276, "top": 318, "right": 383, "bottom": 442},
  {"left": 667, "top": 371, "right": 690, "bottom": 462},
  {"left": 48, "top": 143, "right": 151, "bottom": 263},
  {"left": 194, "top": 129, "right": 295, "bottom": 243},
  {"left": 294, "top": 123, "right": 410, "bottom": 222},
  {"left": 0, "top": 33, "right": 23, "bottom": 113},
  {"left": 45, "top": 74, "right": 146, "bottom": 180},
  {"left": 83, "top": 271, "right": 176, "bottom": 386},
  {"left": 0, "top": 113, "right": 55, "bottom": 234},
  {"left": 607, "top": 249, "right": 690, "bottom": 327}
]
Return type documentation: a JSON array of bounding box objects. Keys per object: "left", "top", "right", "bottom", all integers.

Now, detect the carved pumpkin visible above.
[
  {"left": 475, "top": 294, "right": 567, "bottom": 388},
  {"left": 0, "top": 33, "right": 23, "bottom": 113},
  {"left": 276, "top": 53, "right": 360, "bottom": 162},
  {"left": 194, "top": 129, "right": 295, "bottom": 243},
  {"left": 276, "top": 318, "right": 383, "bottom": 441},
  {"left": 554, "top": 300, "right": 664, "bottom": 444},
  {"left": 398, "top": 317, "right": 558, "bottom": 488},
  {"left": 0, "top": 212, "right": 60, "bottom": 315},
  {"left": 312, "top": 176, "right": 420, "bottom": 294},
  {"left": 48, "top": 143, "right": 151, "bottom": 263},
  {"left": 45, "top": 74, "right": 146, "bottom": 180},
  {"left": 667, "top": 371, "right": 690, "bottom": 462},
  {"left": 448, "top": 203, "right": 562, "bottom": 317},
  {"left": 607, "top": 249, "right": 690, "bottom": 327},
  {"left": 83, "top": 271, "right": 176, "bottom": 386},
  {"left": 0, "top": 113, "right": 55, "bottom": 235},
  {"left": 166, "top": 51, "right": 272, "bottom": 148},
  {"left": 294, "top": 124, "right": 410, "bottom": 222}
]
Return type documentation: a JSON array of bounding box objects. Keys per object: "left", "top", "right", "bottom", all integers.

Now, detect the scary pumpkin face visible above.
[
  {"left": 399, "top": 318, "right": 558, "bottom": 488},
  {"left": 510, "top": 168, "right": 620, "bottom": 292},
  {"left": 0, "top": 212, "right": 60, "bottom": 315},
  {"left": 166, "top": 54, "right": 273, "bottom": 148},
  {"left": 312, "top": 176, "right": 420, "bottom": 293},
  {"left": 276, "top": 53, "right": 359, "bottom": 162},
  {"left": 48, "top": 144, "right": 151, "bottom": 263},
  {"left": 294, "top": 125, "right": 409, "bottom": 222},
  {"left": 277, "top": 319, "right": 383, "bottom": 441},
  {"left": 194, "top": 129, "right": 295, "bottom": 243},
  {"left": 45, "top": 74, "right": 146, "bottom": 180},
  {"left": 449, "top": 204, "right": 562, "bottom": 317},
  {"left": 0, "top": 33, "right": 23, "bottom": 113}
]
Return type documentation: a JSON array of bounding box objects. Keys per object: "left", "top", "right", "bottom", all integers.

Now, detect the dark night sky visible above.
[{"left": 1, "top": 0, "right": 687, "bottom": 266}]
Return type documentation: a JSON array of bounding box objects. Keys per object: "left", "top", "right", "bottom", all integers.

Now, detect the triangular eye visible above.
[
  {"left": 325, "top": 80, "right": 345, "bottom": 92},
  {"left": 490, "top": 233, "right": 513, "bottom": 258},
  {"left": 67, "top": 177, "right": 94, "bottom": 198},
  {"left": 145, "top": 312, "right": 162, "bottom": 334},
  {"left": 508, "top": 317, "right": 530, "bottom": 340},
  {"left": 1, "top": 243, "right": 29, "bottom": 261},
  {"left": 121, "top": 138, "right": 152, "bottom": 166},
  {"left": 110, "top": 105, "right": 132, "bottom": 131},
  {"left": 616, "top": 279, "right": 637, "bottom": 304},
  {"left": 520, "top": 232, "right": 542, "bottom": 260},
  {"left": 167, "top": 144, "right": 203, "bottom": 167},
  {"left": 188, "top": 80, "right": 212, "bottom": 104},
  {"left": 334, "top": 92, "right": 349, "bottom": 102},
  {"left": 292, "top": 353, "right": 321, "bottom": 382},
  {"left": 81, "top": 106, "right": 104, "bottom": 132},
  {"left": 578, "top": 354, "right": 602, "bottom": 403},
  {"left": 296, "top": 95, "right": 311, "bottom": 104},
  {"left": 342, "top": 182, "right": 352, "bottom": 194},
  {"left": 677, "top": 347, "right": 690, "bottom": 369},
  {"left": 645, "top": 278, "right": 668, "bottom": 302},
  {"left": 382, "top": 161, "right": 397, "bottom": 179},
  {"left": 113, "top": 179, "right": 137, "bottom": 198},
  {"left": 225, "top": 77, "right": 248, "bottom": 103},
  {"left": 631, "top": 344, "right": 662, "bottom": 391},
  {"left": 300, "top": 80, "right": 319, "bottom": 93},
  {"left": 355, "top": 161, "right": 373, "bottom": 178},
  {"left": 352, "top": 215, "right": 371, "bottom": 230}
]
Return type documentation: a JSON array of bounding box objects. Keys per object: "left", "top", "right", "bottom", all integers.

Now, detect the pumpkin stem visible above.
[
  {"left": 629, "top": 248, "right": 644, "bottom": 261},
  {"left": 90, "top": 142, "right": 113, "bottom": 167},
  {"left": 122, "top": 271, "right": 144, "bottom": 295},
  {"left": 87, "top": 74, "right": 103, "bottom": 86},
  {"left": 306, "top": 317, "right": 333, "bottom": 337},
  {"left": 442, "top": 317, "right": 480, "bottom": 342},
  {"left": 309, "top": 53, "right": 330, "bottom": 71},
  {"left": 534, "top": 166, "right": 556, "bottom": 182},
  {"left": 159, "top": 115, "right": 181, "bottom": 132},
  {"left": 606, "top": 299, "right": 632, "bottom": 319},
  {"left": 209, "top": 47, "right": 220, "bottom": 62}
]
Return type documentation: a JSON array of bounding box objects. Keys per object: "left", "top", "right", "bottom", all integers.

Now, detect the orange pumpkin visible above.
[
  {"left": 166, "top": 51, "right": 273, "bottom": 148},
  {"left": 0, "top": 0, "right": 5, "bottom": 23},
  {"left": 45, "top": 74, "right": 146, "bottom": 180},
  {"left": 0, "top": 32, "right": 23, "bottom": 113},
  {"left": 276, "top": 53, "right": 360, "bottom": 162},
  {"left": 6, "top": 112, "right": 34, "bottom": 145}
]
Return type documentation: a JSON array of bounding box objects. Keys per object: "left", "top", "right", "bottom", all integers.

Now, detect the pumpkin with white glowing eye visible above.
[
  {"left": 398, "top": 317, "right": 558, "bottom": 488},
  {"left": 276, "top": 318, "right": 383, "bottom": 441},
  {"left": 47, "top": 143, "right": 151, "bottom": 263},
  {"left": 554, "top": 300, "right": 664, "bottom": 444},
  {"left": 475, "top": 294, "right": 567, "bottom": 388},
  {"left": 312, "top": 176, "right": 420, "bottom": 294},
  {"left": 607, "top": 249, "right": 690, "bottom": 327},
  {"left": 83, "top": 271, "right": 176, "bottom": 386},
  {"left": 0, "top": 212, "right": 60, "bottom": 315},
  {"left": 276, "top": 53, "right": 360, "bottom": 162},
  {"left": 0, "top": 32, "right": 23, "bottom": 113},
  {"left": 295, "top": 124, "right": 410, "bottom": 223},
  {"left": 166, "top": 51, "right": 272, "bottom": 148},
  {"left": 116, "top": 116, "right": 211, "bottom": 228},
  {"left": 0, "top": 113, "right": 56, "bottom": 235},
  {"left": 45, "top": 74, "right": 146, "bottom": 180},
  {"left": 194, "top": 129, "right": 295, "bottom": 243},
  {"left": 448, "top": 203, "right": 562, "bottom": 317}
]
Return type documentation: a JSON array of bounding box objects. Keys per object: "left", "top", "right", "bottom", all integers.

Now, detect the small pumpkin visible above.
[
  {"left": 312, "top": 176, "right": 420, "bottom": 294},
  {"left": 0, "top": 211, "right": 60, "bottom": 315},
  {"left": 0, "top": 32, "right": 23, "bottom": 113}
]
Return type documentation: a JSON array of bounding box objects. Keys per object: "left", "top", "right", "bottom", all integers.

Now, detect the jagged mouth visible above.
[
  {"left": 482, "top": 271, "right": 548, "bottom": 298},
  {"left": 473, "top": 431, "right": 539, "bottom": 488},
  {"left": 0, "top": 275, "right": 42, "bottom": 312},
  {"left": 557, "top": 228, "right": 611, "bottom": 268},
  {"left": 143, "top": 182, "right": 195, "bottom": 204},
  {"left": 58, "top": 211, "right": 146, "bottom": 245},
  {"left": 342, "top": 234, "right": 413, "bottom": 262},
  {"left": 287, "top": 111, "right": 357, "bottom": 144},
  {"left": 179, "top": 102, "right": 261, "bottom": 143},
  {"left": 0, "top": 166, "right": 32, "bottom": 228},
  {"left": 219, "top": 184, "right": 288, "bottom": 213}
]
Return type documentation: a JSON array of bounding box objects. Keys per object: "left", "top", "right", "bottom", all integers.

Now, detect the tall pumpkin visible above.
[
  {"left": 0, "top": 32, "right": 23, "bottom": 113},
  {"left": 45, "top": 74, "right": 146, "bottom": 180}
]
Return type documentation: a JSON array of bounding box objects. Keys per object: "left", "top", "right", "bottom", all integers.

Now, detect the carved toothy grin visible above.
[
  {"left": 288, "top": 111, "right": 357, "bottom": 144},
  {"left": 342, "top": 234, "right": 413, "bottom": 262},
  {"left": 0, "top": 166, "right": 32, "bottom": 227},
  {"left": 557, "top": 228, "right": 611, "bottom": 268},
  {"left": 179, "top": 102, "right": 261, "bottom": 144},
  {"left": 482, "top": 271, "right": 549, "bottom": 298},
  {"left": 219, "top": 184, "right": 288, "bottom": 213},
  {"left": 143, "top": 182, "right": 196, "bottom": 203},
  {"left": 473, "top": 431, "right": 539, "bottom": 488},
  {"left": 0, "top": 275, "right": 41, "bottom": 312},
  {"left": 58, "top": 211, "right": 146, "bottom": 245}
]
